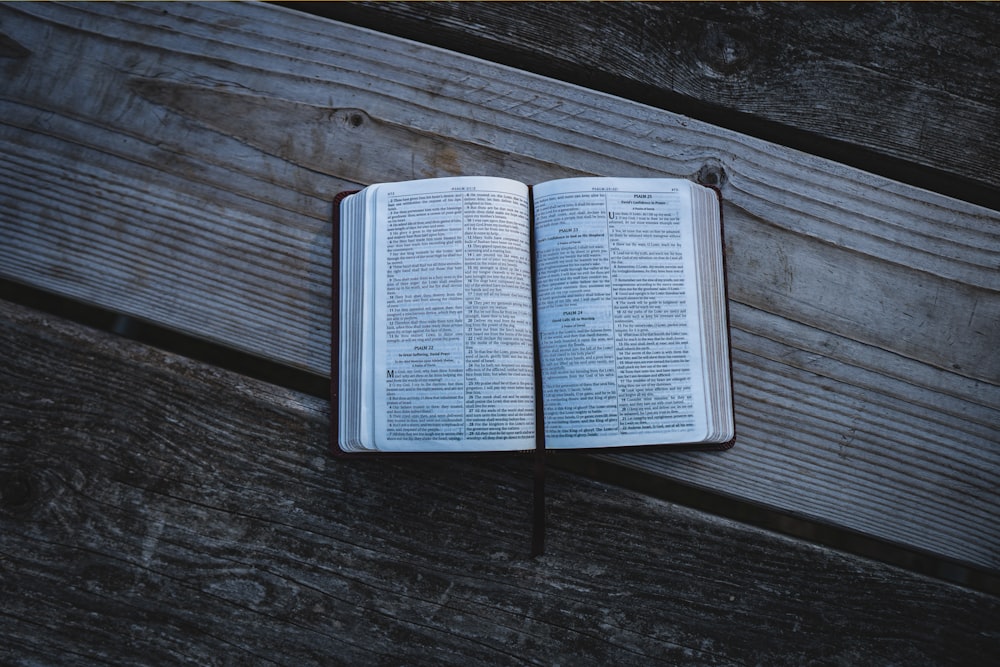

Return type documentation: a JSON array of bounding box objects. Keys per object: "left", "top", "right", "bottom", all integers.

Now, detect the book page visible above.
[
  {"left": 533, "top": 177, "right": 710, "bottom": 448},
  {"left": 371, "top": 177, "right": 536, "bottom": 452}
]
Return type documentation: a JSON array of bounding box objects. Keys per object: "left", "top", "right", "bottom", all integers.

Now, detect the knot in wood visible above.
[
  {"left": 697, "top": 24, "right": 752, "bottom": 77},
  {"left": 696, "top": 160, "right": 727, "bottom": 189},
  {"left": 336, "top": 109, "right": 368, "bottom": 129}
]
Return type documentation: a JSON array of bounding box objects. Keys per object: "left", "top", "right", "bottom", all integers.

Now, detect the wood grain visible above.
[
  {"left": 298, "top": 1, "right": 1000, "bottom": 202},
  {"left": 2, "top": 299, "right": 998, "bottom": 665},
  {"left": 0, "top": 2, "right": 998, "bottom": 570}
]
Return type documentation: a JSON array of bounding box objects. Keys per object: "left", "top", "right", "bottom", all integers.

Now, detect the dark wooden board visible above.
[
  {"left": 2, "top": 299, "right": 998, "bottom": 665},
  {"left": 290, "top": 1, "right": 1000, "bottom": 207}
]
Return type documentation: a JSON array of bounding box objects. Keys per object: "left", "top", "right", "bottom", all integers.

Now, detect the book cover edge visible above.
[{"left": 330, "top": 182, "right": 735, "bottom": 457}]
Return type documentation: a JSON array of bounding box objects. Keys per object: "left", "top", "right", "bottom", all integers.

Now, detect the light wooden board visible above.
[
  {"left": 0, "top": 2, "right": 998, "bottom": 570},
  {"left": 2, "top": 299, "right": 998, "bottom": 665},
  {"left": 299, "top": 1, "right": 1000, "bottom": 202}
]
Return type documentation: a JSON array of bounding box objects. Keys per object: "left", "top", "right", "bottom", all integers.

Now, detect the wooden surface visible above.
[
  {"left": 2, "top": 299, "right": 998, "bottom": 665},
  {"left": 298, "top": 1, "right": 1000, "bottom": 206},
  {"left": 0, "top": 1, "right": 998, "bottom": 574}
]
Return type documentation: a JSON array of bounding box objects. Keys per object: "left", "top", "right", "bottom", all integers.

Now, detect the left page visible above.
[{"left": 343, "top": 176, "right": 537, "bottom": 453}]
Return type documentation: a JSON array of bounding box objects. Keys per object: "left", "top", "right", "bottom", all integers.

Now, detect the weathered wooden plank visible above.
[
  {"left": 603, "top": 302, "right": 1000, "bottom": 567},
  {"left": 295, "top": 1, "right": 1000, "bottom": 203},
  {"left": 0, "top": 2, "right": 998, "bottom": 570},
  {"left": 2, "top": 299, "right": 998, "bottom": 665},
  {"left": 1, "top": 2, "right": 996, "bottom": 371}
]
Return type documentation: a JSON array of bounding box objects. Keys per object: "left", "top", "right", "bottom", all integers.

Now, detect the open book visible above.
[{"left": 335, "top": 176, "right": 734, "bottom": 454}]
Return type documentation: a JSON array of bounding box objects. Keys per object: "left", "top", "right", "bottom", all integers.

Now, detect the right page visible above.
[{"left": 533, "top": 177, "right": 733, "bottom": 449}]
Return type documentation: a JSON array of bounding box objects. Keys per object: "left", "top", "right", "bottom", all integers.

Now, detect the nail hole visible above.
[{"left": 2, "top": 471, "right": 36, "bottom": 508}]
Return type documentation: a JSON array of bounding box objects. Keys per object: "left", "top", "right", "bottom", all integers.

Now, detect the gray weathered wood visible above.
[
  {"left": 2, "top": 299, "right": 998, "bottom": 665},
  {"left": 0, "top": 2, "right": 998, "bottom": 571},
  {"left": 301, "top": 1, "right": 1000, "bottom": 200}
]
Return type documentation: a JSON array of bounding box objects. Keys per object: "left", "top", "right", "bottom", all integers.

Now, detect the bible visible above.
[{"left": 335, "top": 176, "right": 734, "bottom": 454}]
